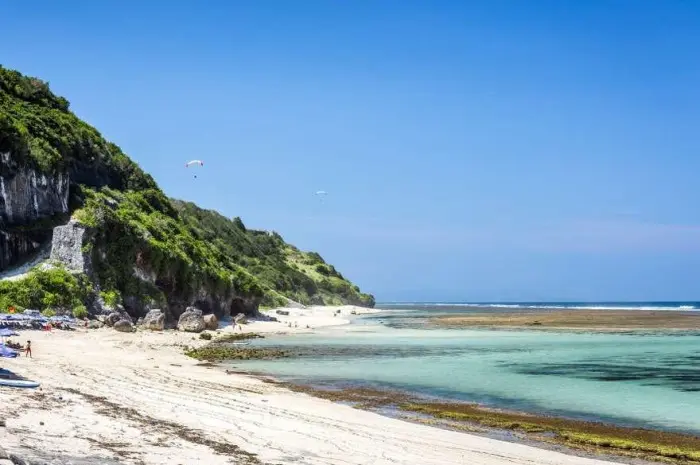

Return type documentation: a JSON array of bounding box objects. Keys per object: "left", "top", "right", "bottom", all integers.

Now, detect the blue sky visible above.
[{"left": 3, "top": 1, "right": 700, "bottom": 302}]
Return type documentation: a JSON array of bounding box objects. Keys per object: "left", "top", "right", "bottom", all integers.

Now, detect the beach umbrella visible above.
[
  {"left": 0, "top": 344, "right": 18, "bottom": 358},
  {"left": 0, "top": 329, "right": 19, "bottom": 349}
]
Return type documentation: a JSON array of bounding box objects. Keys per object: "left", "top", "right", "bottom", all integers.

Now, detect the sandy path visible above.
[{"left": 0, "top": 309, "right": 621, "bottom": 465}]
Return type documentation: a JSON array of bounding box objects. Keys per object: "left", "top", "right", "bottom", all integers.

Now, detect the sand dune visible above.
[{"left": 0, "top": 307, "right": 619, "bottom": 465}]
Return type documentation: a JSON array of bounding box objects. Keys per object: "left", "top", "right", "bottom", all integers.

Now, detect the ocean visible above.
[{"left": 235, "top": 302, "right": 700, "bottom": 435}]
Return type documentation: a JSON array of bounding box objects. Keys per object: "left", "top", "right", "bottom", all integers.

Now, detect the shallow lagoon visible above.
[{"left": 238, "top": 310, "right": 700, "bottom": 435}]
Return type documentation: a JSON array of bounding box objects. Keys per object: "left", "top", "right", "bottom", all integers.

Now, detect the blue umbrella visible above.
[
  {"left": 0, "top": 344, "right": 18, "bottom": 358},
  {"left": 0, "top": 329, "right": 19, "bottom": 337}
]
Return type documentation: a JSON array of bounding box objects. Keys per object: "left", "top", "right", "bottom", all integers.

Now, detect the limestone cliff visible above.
[
  {"left": 0, "top": 161, "right": 69, "bottom": 270},
  {"left": 0, "top": 65, "right": 374, "bottom": 323},
  {"left": 0, "top": 162, "right": 69, "bottom": 226}
]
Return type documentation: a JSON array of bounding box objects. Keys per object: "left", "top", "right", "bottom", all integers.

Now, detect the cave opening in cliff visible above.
[
  {"left": 193, "top": 299, "right": 212, "bottom": 315},
  {"left": 230, "top": 298, "right": 246, "bottom": 317}
]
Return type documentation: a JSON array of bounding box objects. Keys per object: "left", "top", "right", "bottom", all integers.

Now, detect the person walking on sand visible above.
[{"left": 25, "top": 340, "right": 32, "bottom": 358}]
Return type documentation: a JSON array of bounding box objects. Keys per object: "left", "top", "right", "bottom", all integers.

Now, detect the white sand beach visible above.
[{"left": 0, "top": 306, "right": 620, "bottom": 465}]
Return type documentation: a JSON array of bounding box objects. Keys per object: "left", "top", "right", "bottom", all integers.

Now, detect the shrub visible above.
[
  {"left": 315, "top": 264, "right": 330, "bottom": 276},
  {"left": 73, "top": 305, "right": 89, "bottom": 319},
  {"left": 100, "top": 290, "right": 122, "bottom": 307},
  {"left": 41, "top": 309, "right": 56, "bottom": 317},
  {"left": 0, "top": 265, "right": 89, "bottom": 311}
]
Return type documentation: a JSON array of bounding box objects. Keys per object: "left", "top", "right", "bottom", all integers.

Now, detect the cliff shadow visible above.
[
  {"left": 230, "top": 297, "right": 247, "bottom": 317},
  {"left": 193, "top": 299, "right": 214, "bottom": 315}
]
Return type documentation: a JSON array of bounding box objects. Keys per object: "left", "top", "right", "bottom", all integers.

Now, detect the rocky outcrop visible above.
[
  {"left": 0, "top": 158, "right": 69, "bottom": 228},
  {"left": 203, "top": 313, "right": 218, "bottom": 330},
  {"left": 163, "top": 289, "right": 260, "bottom": 328},
  {"left": 49, "top": 219, "right": 92, "bottom": 275},
  {"left": 177, "top": 307, "right": 205, "bottom": 333},
  {"left": 142, "top": 309, "right": 165, "bottom": 331},
  {"left": 113, "top": 319, "right": 134, "bottom": 332}
]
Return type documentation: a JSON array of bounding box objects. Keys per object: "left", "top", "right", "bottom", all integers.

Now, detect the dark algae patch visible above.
[
  {"left": 215, "top": 332, "right": 266, "bottom": 343},
  {"left": 185, "top": 345, "right": 287, "bottom": 361},
  {"left": 504, "top": 359, "right": 700, "bottom": 393},
  {"left": 185, "top": 333, "right": 285, "bottom": 361},
  {"left": 261, "top": 380, "right": 700, "bottom": 465},
  {"left": 402, "top": 403, "right": 700, "bottom": 464}
]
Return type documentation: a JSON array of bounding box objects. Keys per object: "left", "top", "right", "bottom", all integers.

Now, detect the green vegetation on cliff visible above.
[
  {"left": 0, "top": 66, "right": 156, "bottom": 191},
  {"left": 0, "top": 65, "right": 374, "bottom": 314},
  {"left": 173, "top": 201, "right": 375, "bottom": 308},
  {"left": 73, "top": 186, "right": 264, "bottom": 308}
]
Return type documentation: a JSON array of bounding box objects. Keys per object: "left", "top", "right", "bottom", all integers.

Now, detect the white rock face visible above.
[
  {"left": 49, "top": 219, "right": 92, "bottom": 274},
  {"left": 0, "top": 164, "right": 69, "bottom": 227}
]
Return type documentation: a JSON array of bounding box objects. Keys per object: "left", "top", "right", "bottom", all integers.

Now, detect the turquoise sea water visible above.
[{"left": 236, "top": 304, "right": 700, "bottom": 434}]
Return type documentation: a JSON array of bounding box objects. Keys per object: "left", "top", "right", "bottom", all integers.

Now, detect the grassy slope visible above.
[
  {"left": 0, "top": 65, "right": 374, "bottom": 313},
  {"left": 173, "top": 200, "right": 375, "bottom": 308}
]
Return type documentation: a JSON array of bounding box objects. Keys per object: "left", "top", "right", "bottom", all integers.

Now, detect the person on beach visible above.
[{"left": 25, "top": 340, "right": 32, "bottom": 358}]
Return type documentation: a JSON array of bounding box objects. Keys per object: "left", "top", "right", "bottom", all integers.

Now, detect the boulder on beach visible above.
[
  {"left": 203, "top": 314, "right": 218, "bottom": 331},
  {"left": 88, "top": 320, "right": 104, "bottom": 329},
  {"left": 105, "top": 310, "right": 133, "bottom": 327},
  {"left": 143, "top": 309, "right": 165, "bottom": 331},
  {"left": 113, "top": 320, "right": 134, "bottom": 333},
  {"left": 105, "top": 312, "right": 121, "bottom": 327},
  {"left": 177, "top": 307, "right": 205, "bottom": 333}
]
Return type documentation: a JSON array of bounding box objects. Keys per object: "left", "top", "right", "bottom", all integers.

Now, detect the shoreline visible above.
[
  {"left": 257, "top": 379, "right": 700, "bottom": 465},
  {"left": 0, "top": 305, "right": 688, "bottom": 465}
]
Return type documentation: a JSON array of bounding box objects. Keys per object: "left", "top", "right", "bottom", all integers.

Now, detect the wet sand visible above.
[
  {"left": 433, "top": 310, "right": 700, "bottom": 331},
  {"left": 267, "top": 382, "right": 700, "bottom": 465}
]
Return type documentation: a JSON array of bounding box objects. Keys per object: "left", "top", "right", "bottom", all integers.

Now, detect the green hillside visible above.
[
  {"left": 173, "top": 200, "right": 375, "bottom": 308},
  {"left": 0, "top": 65, "right": 374, "bottom": 318}
]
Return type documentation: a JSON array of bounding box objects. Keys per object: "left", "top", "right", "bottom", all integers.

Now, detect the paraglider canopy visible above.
[{"left": 185, "top": 160, "right": 204, "bottom": 178}]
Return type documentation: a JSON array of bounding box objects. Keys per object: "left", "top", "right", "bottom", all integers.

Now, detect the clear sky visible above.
[{"left": 3, "top": 1, "right": 700, "bottom": 302}]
